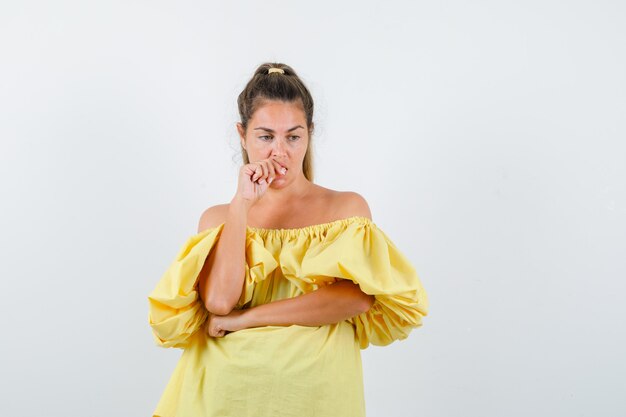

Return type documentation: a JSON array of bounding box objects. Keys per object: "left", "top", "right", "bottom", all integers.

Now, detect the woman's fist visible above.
[
  {"left": 205, "top": 309, "right": 250, "bottom": 338},
  {"left": 236, "top": 156, "right": 288, "bottom": 205}
]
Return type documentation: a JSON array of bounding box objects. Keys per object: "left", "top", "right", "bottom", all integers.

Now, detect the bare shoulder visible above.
[
  {"left": 197, "top": 204, "right": 229, "bottom": 233},
  {"left": 306, "top": 185, "right": 372, "bottom": 221},
  {"left": 334, "top": 190, "right": 373, "bottom": 220}
]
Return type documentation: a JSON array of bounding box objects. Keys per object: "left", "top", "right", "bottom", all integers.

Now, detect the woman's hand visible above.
[
  {"left": 205, "top": 308, "right": 251, "bottom": 338},
  {"left": 235, "top": 156, "right": 288, "bottom": 206}
]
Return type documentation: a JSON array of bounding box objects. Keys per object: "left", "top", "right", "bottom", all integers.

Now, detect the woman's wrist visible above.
[
  {"left": 230, "top": 194, "right": 253, "bottom": 214},
  {"left": 240, "top": 307, "right": 258, "bottom": 329}
]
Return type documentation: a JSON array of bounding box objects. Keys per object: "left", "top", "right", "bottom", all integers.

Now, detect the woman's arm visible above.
[
  {"left": 241, "top": 279, "right": 375, "bottom": 328},
  {"left": 197, "top": 196, "right": 249, "bottom": 316}
]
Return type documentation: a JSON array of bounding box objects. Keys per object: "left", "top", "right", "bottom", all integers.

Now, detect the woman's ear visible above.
[{"left": 236, "top": 122, "right": 246, "bottom": 149}]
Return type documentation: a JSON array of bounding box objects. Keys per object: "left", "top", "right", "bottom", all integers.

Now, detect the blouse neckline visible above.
[{"left": 245, "top": 215, "right": 373, "bottom": 237}]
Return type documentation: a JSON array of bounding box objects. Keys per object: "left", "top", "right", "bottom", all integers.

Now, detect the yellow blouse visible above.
[{"left": 147, "top": 215, "right": 429, "bottom": 417}]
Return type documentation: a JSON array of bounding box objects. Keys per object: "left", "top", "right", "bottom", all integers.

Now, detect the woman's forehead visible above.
[{"left": 251, "top": 102, "right": 307, "bottom": 126}]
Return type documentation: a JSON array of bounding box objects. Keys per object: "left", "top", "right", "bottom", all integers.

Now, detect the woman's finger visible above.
[
  {"left": 256, "top": 160, "right": 272, "bottom": 184},
  {"left": 254, "top": 161, "right": 267, "bottom": 183},
  {"left": 264, "top": 159, "right": 277, "bottom": 183},
  {"left": 251, "top": 163, "right": 263, "bottom": 182},
  {"left": 271, "top": 158, "right": 287, "bottom": 175},
  {"left": 264, "top": 158, "right": 283, "bottom": 181}
]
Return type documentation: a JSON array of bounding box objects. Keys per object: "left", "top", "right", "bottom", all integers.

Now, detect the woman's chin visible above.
[{"left": 269, "top": 177, "right": 286, "bottom": 188}]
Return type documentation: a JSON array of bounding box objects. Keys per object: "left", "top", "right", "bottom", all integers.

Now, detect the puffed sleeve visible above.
[
  {"left": 300, "top": 220, "right": 429, "bottom": 349},
  {"left": 147, "top": 224, "right": 224, "bottom": 349},
  {"left": 236, "top": 235, "right": 280, "bottom": 309}
]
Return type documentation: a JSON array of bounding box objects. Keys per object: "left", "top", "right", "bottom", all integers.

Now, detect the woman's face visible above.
[{"left": 237, "top": 99, "right": 310, "bottom": 187}]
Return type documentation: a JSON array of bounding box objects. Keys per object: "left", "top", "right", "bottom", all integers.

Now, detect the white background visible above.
[{"left": 1, "top": 1, "right": 624, "bottom": 416}]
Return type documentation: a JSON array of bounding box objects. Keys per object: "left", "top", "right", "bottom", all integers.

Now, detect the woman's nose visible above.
[{"left": 272, "top": 144, "right": 286, "bottom": 157}]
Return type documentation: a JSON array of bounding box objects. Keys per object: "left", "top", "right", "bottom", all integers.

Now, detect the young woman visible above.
[{"left": 148, "top": 62, "right": 429, "bottom": 417}]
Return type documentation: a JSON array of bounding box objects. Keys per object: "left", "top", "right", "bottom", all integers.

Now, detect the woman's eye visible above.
[{"left": 259, "top": 135, "right": 299, "bottom": 141}]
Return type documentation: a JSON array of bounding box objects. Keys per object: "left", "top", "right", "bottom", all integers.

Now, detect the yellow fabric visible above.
[{"left": 147, "top": 216, "right": 429, "bottom": 417}]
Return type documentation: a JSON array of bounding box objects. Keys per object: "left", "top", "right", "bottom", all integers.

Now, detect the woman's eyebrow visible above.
[{"left": 253, "top": 125, "right": 304, "bottom": 133}]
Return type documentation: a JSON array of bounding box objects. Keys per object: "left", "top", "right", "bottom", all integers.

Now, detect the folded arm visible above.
[{"left": 241, "top": 279, "right": 375, "bottom": 328}]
